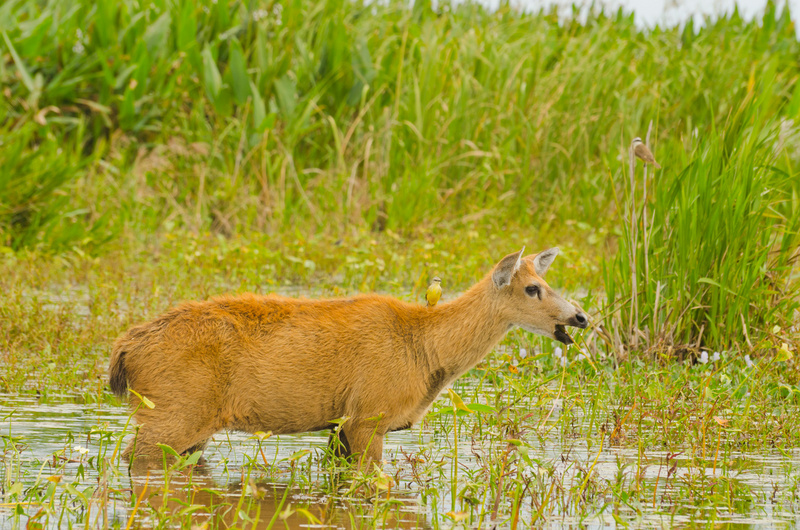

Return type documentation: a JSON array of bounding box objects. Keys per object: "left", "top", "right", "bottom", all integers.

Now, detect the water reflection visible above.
[
  {"left": 125, "top": 463, "right": 430, "bottom": 529},
  {"left": 4, "top": 392, "right": 800, "bottom": 528}
]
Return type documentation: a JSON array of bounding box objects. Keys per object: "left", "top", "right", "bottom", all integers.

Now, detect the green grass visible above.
[{"left": 1, "top": 0, "right": 798, "bottom": 234}]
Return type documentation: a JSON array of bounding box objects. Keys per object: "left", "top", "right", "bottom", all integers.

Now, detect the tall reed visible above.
[{"left": 604, "top": 89, "right": 800, "bottom": 354}]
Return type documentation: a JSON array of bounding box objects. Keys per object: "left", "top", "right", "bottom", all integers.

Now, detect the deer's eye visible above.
[{"left": 525, "top": 285, "right": 540, "bottom": 298}]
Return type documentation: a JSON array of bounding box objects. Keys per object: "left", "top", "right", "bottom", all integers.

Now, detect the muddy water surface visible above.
[{"left": 3, "top": 389, "right": 800, "bottom": 529}]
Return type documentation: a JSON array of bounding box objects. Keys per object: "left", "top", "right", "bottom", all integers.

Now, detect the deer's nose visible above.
[{"left": 574, "top": 312, "right": 588, "bottom": 328}]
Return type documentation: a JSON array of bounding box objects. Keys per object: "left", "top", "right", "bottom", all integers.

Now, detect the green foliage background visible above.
[{"left": 2, "top": 0, "right": 800, "bottom": 352}]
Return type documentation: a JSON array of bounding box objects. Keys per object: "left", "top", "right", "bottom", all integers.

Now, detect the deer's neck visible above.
[{"left": 422, "top": 277, "right": 510, "bottom": 378}]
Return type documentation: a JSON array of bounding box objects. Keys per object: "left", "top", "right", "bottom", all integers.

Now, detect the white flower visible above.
[
  {"left": 560, "top": 357, "right": 567, "bottom": 367},
  {"left": 712, "top": 351, "right": 720, "bottom": 362},
  {"left": 575, "top": 353, "right": 586, "bottom": 362},
  {"left": 554, "top": 347, "right": 563, "bottom": 358},
  {"left": 73, "top": 29, "right": 85, "bottom": 54},
  {"left": 73, "top": 446, "right": 89, "bottom": 455},
  {"left": 744, "top": 354, "right": 754, "bottom": 368},
  {"left": 699, "top": 351, "right": 708, "bottom": 364},
  {"left": 519, "top": 348, "right": 527, "bottom": 358}
]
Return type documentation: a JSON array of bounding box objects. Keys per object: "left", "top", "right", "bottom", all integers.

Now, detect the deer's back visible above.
[{"left": 119, "top": 292, "right": 426, "bottom": 374}]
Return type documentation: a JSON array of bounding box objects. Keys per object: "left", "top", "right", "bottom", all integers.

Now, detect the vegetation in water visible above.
[{"left": 2, "top": 0, "right": 800, "bottom": 527}]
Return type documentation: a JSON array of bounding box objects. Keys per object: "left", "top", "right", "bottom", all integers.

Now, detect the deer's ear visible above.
[
  {"left": 532, "top": 248, "right": 559, "bottom": 277},
  {"left": 492, "top": 247, "right": 525, "bottom": 288}
]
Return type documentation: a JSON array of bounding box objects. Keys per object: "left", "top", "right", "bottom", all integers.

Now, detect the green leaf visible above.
[
  {"left": 776, "top": 343, "right": 794, "bottom": 362},
  {"left": 274, "top": 75, "right": 296, "bottom": 117},
  {"left": 176, "top": 1, "right": 197, "bottom": 51},
  {"left": 697, "top": 277, "right": 738, "bottom": 296},
  {"left": 248, "top": 431, "right": 273, "bottom": 441},
  {"left": 144, "top": 12, "right": 171, "bottom": 56},
  {"left": 114, "top": 64, "right": 139, "bottom": 91},
  {"left": 156, "top": 443, "right": 180, "bottom": 458},
  {"left": 129, "top": 389, "right": 155, "bottom": 409},
  {"left": 202, "top": 45, "right": 223, "bottom": 103},
  {"left": 119, "top": 84, "right": 136, "bottom": 128},
  {"left": 183, "top": 450, "right": 202, "bottom": 466},
  {"left": 254, "top": 26, "right": 270, "bottom": 72},
  {"left": 251, "top": 80, "right": 266, "bottom": 130},
  {"left": 295, "top": 508, "right": 321, "bottom": 524},
  {"left": 516, "top": 445, "right": 534, "bottom": 467},
  {"left": 94, "top": 2, "right": 116, "bottom": 47},
  {"left": 64, "top": 483, "right": 88, "bottom": 504},
  {"left": 466, "top": 403, "right": 496, "bottom": 414},
  {"left": 287, "top": 449, "right": 311, "bottom": 462},
  {"left": 447, "top": 388, "right": 473, "bottom": 413},
  {"left": 2, "top": 32, "right": 35, "bottom": 93},
  {"left": 228, "top": 40, "right": 250, "bottom": 105},
  {"left": 178, "top": 505, "right": 204, "bottom": 517}
]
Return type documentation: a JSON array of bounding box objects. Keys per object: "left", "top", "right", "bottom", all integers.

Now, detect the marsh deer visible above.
[{"left": 109, "top": 247, "right": 587, "bottom": 467}]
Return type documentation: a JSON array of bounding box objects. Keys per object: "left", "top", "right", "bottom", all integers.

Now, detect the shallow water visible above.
[
  {"left": 3, "top": 386, "right": 800, "bottom": 529},
  {"left": 0, "top": 393, "right": 434, "bottom": 529}
]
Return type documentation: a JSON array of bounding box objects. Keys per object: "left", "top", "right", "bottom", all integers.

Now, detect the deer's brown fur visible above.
[{"left": 109, "top": 248, "right": 587, "bottom": 467}]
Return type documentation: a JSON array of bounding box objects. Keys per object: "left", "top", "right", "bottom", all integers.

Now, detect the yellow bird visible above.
[
  {"left": 631, "top": 137, "right": 661, "bottom": 169},
  {"left": 426, "top": 277, "right": 442, "bottom": 307}
]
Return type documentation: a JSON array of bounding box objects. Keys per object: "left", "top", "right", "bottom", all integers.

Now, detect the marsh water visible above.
[{"left": 3, "top": 381, "right": 800, "bottom": 529}]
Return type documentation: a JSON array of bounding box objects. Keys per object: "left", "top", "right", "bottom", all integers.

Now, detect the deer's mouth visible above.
[{"left": 554, "top": 324, "right": 573, "bottom": 345}]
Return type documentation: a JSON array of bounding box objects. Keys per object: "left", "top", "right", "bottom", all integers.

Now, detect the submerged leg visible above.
[
  {"left": 183, "top": 438, "right": 210, "bottom": 455},
  {"left": 327, "top": 428, "right": 352, "bottom": 459},
  {"left": 342, "top": 421, "right": 385, "bottom": 473},
  {"left": 123, "top": 410, "right": 218, "bottom": 463}
]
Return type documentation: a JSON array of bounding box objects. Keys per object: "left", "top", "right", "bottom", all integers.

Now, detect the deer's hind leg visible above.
[
  {"left": 341, "top": 421, "right": 385, "bottom": 472},
  {"left": 123, "top": 407, "right": 220, "bottom": 462}
]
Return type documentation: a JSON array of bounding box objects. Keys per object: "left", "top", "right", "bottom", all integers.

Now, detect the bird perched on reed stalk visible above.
[
  {"left": 426, "top": 277, "right": 442, "bottom": 307},
  {"left": 631, "top": 137, "right": 661, "bottom": 168}
]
